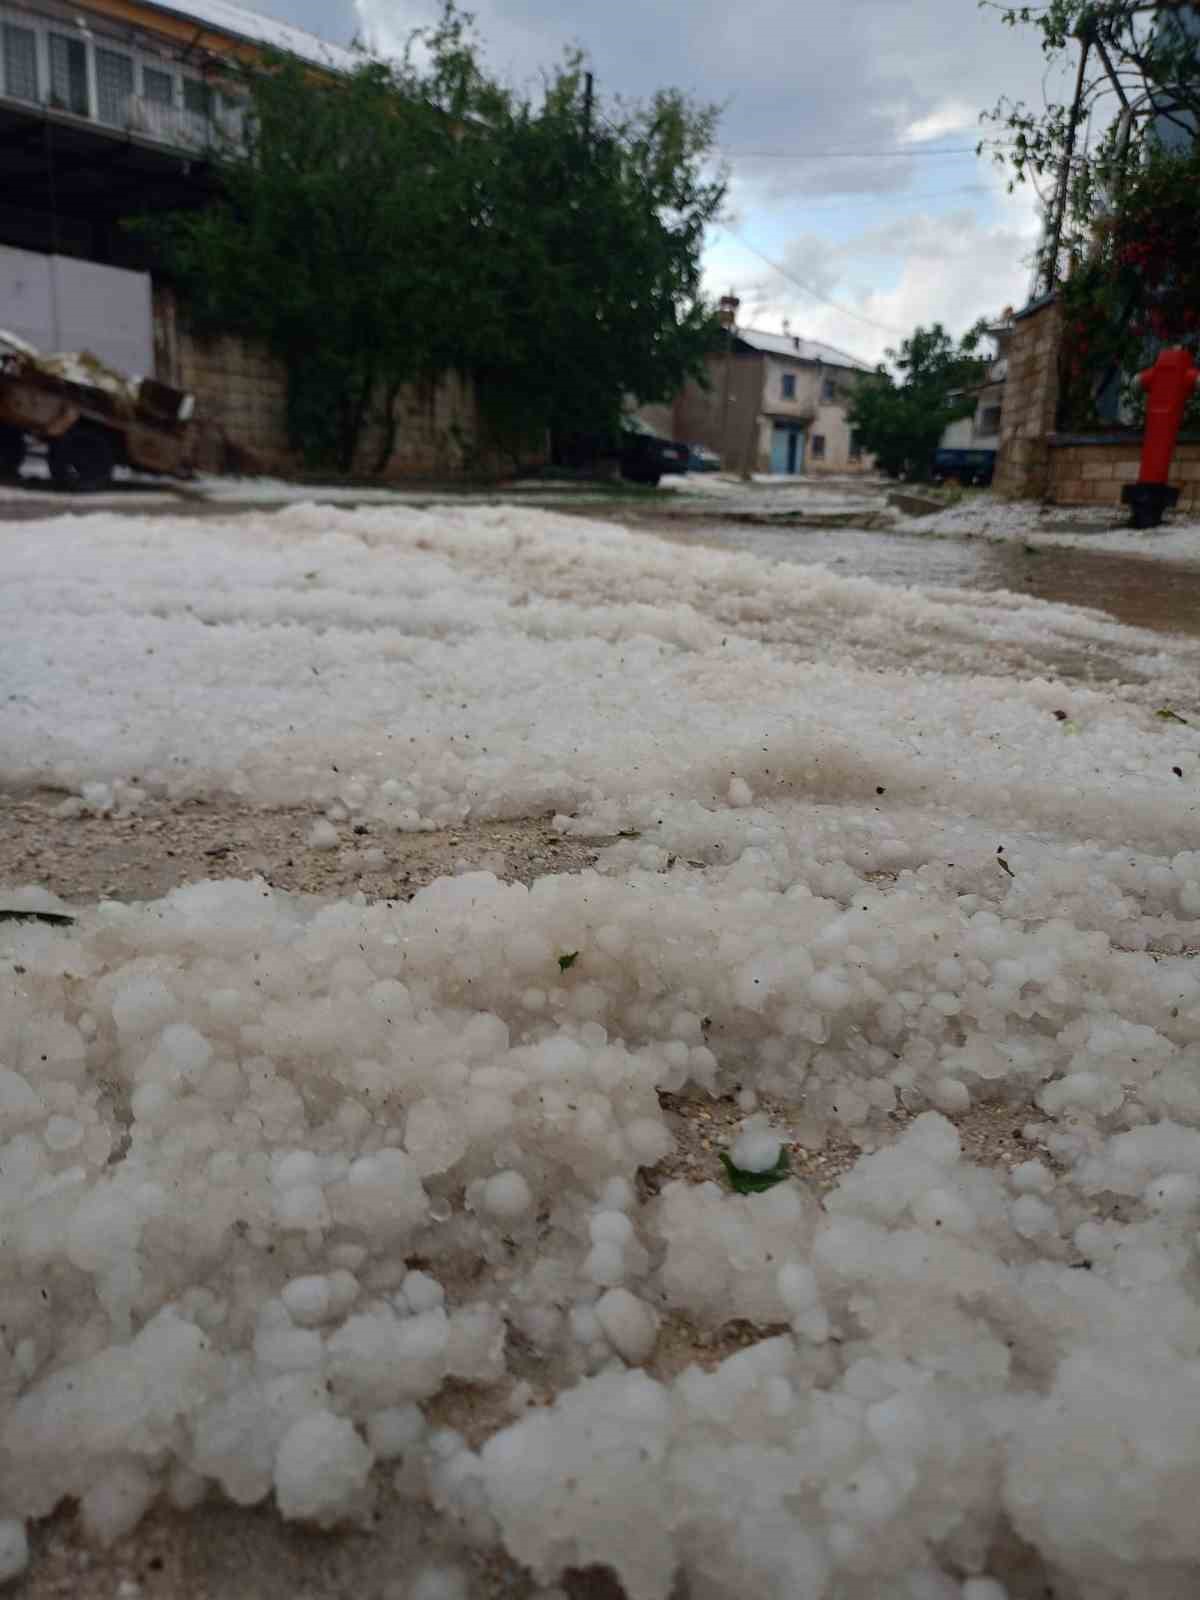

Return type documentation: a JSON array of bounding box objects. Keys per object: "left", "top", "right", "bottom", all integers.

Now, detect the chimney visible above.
[{"left": 717, "top": 293, "right": 740, "bottom": 331}]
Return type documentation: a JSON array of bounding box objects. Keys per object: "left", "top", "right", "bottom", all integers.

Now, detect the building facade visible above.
[
  {"left": 0, "top": 0, "right": 490, "bottom": 479},
  {"left": 665, "top": 328, "right": 874, "bottom": 476},
  {"left": 939, "top": 316, "right": 1012, "bottom": 457}
]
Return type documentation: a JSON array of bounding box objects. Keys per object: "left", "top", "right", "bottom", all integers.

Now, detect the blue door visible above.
[{"left": 771, "top": 425, "right": 804, "bottom": 474}]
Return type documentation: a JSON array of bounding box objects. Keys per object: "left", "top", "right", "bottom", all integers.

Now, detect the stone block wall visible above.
[
  {"left": 1050, "top": 438, "right": 1200, "bottom": 511},
  {"left": 153, "top": 284, "right": 522, "bottom": 481},
  {"left": 993, "top": 295, "right": 1062, "bottom": 501}
]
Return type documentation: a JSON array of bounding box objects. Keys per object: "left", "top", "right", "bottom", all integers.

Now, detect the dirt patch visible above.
[{"left": 0, "top": 792, "right": 608, "bottom": 907}]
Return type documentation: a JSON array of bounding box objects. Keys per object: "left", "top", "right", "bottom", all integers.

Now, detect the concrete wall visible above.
[
  {"left": 1049, "top": 438, "right": 1200, "bottom": 511},
  {"left": 993, "top": 296, "right": 1062, "bottom": 500},
  {"left": 634, "top": 401, "right": 676, "bottom": 437},
  {"left": 1, "top": 244, "right": 152, "bottom": 374},
  {"left": 673, "top": 353, "right": 765, "bottom": 472},
  {"left": 807, "top": 400, "right": 867, "bottom": 475},
  {"left": 153, "top": 285, "right": 500, "bottom": 480},
  {"left": 764, "top": 356, "right": 820, "bottom": 421}
]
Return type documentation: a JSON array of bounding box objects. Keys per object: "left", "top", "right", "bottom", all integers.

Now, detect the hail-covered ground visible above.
[{"left": 2, "top": 501, "right": 1200, "bottom": 1599}]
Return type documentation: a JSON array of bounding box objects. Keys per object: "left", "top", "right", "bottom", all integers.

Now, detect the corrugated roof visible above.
[
  {"left": 143, "top": 0, "right": 358, "bottom": 71},
  {"left": 735, "top": 328, "right": 873, "bottom": 371}
]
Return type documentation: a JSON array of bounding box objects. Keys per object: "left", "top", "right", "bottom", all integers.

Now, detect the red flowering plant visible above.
[{"left": 1058, "top": 141, "right": 1200, "bottom": 430}]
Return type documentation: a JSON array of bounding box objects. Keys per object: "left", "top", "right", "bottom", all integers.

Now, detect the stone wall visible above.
[
  {"left": 1049, "top": 437, "right": 1200, "bottom": 511},
  {"left": 993, "top": 295, "right": 1062, "bottom": 500},
  {"left": 153, "top": 285, "right": 520, "bottom": 480}
]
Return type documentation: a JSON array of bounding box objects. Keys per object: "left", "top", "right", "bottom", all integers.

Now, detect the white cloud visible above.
[
  {"left": 705, "top": 185, "right": 1044, "bottom": 366},
  {"left": 902, "top": 100, "right": 981, "bottom": 145}
]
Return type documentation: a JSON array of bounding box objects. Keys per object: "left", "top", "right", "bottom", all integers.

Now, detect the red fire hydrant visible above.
[{"left": 1121, "top": 346, "right": 1198, "bottom": 529}]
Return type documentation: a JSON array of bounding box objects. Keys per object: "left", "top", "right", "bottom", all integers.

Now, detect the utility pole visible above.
[
  {"left": 718, "top": 292, "right": 739, "bottom": 470},
  {"left": 1044, "top": 24, "right": 1093, "bottom": 295},
  {"left": 584, "top": 72, "right": 594, "bottom": 142}
]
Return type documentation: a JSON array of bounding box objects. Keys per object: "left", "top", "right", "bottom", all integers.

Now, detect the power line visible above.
[
  {"left": 716, "top": 228, "right": 906, "bottom": 336},
  {"left": 718, "top": 144, "right": 1008, "bottom": 160},
  {"left": 772, "top": 182, "right": 990, "bottom": 210}
]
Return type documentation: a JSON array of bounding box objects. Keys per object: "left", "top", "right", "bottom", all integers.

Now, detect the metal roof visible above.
[
  {"left": 733, "top": 328, "right": 873, "bottom": 371},
  {"left": 141, "top": 0, "right": 358, "bottom": 72}
]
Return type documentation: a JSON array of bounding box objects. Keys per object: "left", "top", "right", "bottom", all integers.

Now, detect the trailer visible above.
[{"left": 0, "top": 333, "right": 194, "bottom": 492}]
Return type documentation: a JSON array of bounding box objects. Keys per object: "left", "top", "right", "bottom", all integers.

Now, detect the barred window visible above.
[
  {"left": 183, "top": 77, "right": 212, "bottom": 118},
  {"left": 96, "top": 48, "right": 134, "bottom": 127},
  {"left": 2, "top": 24, "right": 38, "bottom": 103},
  {"left": 49, "top": 33, "right": 89, "bottom": 116},
  {"left": 143, "top": 67, "right": 175, "bottom": 106}
]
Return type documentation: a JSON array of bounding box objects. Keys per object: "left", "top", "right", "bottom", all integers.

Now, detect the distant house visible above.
[
  {"left": 650, "top": 327, "right": 874, "bottom": 476},
  {"left": 938, "top": 315, "right": 1013, "bottom": 464}
]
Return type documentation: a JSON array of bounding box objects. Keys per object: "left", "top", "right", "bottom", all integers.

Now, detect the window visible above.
[
  {"left": 49, "top": 33, "right": 89, "bottom": 116},
  {"left": 183, "top": 78, "right": 212, "bottom": 118},
  {"left": 979, "top": 405, "right": 1003, "bottom": 436},
  {"left": 143, "top": 67, "right": 175, "bottom": 106},
  {"left": 2, "top": 23, "right": 38, "bottom": 103},
  {"left": 781, "top": 372, "right": 796, "bottom": 400},
  {"left": 811, "top": 434, "right": 826, "bottom": 461},
  {"left": 821, "top": 376, "right": 837, "bottom": 403},
  {"left": 849, "top": 431, "right": 862, "bottom": 461},
  {"left": 96, "top": 48, "right": 134, "bottom": 127}
]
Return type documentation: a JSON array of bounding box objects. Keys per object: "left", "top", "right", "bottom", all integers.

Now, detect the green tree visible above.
[
  {"left": 137, "top": 9, "right": 724, "bottom": 474},
  {"left": 981, "top": 1, "right": 1200, "bottom": 288},
  {"left": 846, "top": 324, "right": 987, "bottom": 481}
]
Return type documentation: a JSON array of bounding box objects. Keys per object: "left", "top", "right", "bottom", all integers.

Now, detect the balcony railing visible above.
[
  {"left": 1, "top": 79, "right": 245, "bottom": 157},
  {"left": 0, "top": 7, "right": 245, "bottom": 158}
]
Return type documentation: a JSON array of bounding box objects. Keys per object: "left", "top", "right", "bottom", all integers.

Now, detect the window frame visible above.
[
  {"left": 811, "top": 433, "right": 827, "bottom": 461},
  {"left": 48, "top": 30, "right": 90, "bottom": 117},
  {"left": 143, "top": 64, "right": 176, "bottom": 106},
  {"left": 95, "top": 44, "right": 135, "bottom": 127},
  {"left": 781, "top": 372, "right": 796, "bottom": 401},
  {"left": 2, "top": 22, "right": 39, "bottom": 103}
]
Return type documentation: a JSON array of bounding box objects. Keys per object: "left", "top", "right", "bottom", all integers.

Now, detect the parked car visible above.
[
  {"left": 619, "top": 416, "right": 688, "bottom": 486},
  {"left": 686, "top": 443, "right": 721, "bottom": 473},
  {"left": 931, "top": 447, "right": 996, "bottom": 487}
]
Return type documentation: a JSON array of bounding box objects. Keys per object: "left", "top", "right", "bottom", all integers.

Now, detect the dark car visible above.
[
  {"left": 932, "top": 447, "right": 996, "bottom": 487},
  {"left": 687, "top": 443, "right": 722, "bottom": 473},
  {"left": 619, "top": 416, "right": 689, "bottom": 486}
]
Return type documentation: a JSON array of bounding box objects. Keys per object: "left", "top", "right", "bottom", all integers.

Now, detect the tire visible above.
[
  {"left": 48, "top": 424, "right": 116, "bottom": 492},
  {"left": 0, "top": 424, "right": 24, "bottom": 478}
]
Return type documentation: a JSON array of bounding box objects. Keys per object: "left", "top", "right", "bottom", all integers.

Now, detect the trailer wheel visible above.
[
  {"left": 48, "top": 425, "right": 116, "bottom": 492},
  {"left": 0, "top": 425, "right": 23, "bottom": 478}
]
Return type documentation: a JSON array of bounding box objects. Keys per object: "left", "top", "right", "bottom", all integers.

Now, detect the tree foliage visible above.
[
  {"left": 1058, "top": 138, "right": 1200, "bottom": 426},
  {"left": 980, "top": 1, "right": 1200, "bottom": 284},
  {"left": 846, "top": 324, "right": 988, "bottom": 481},
  {"left": 136, "top": 8, "right": 724, "bottom": 474},
  {"left": 979, "top": 2, "right": 1199, "bottom": 426}
]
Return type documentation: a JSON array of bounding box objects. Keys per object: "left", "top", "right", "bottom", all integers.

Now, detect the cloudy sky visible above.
[{"left": 268, "top": 0, "right": 1070, "bottom": 365}]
